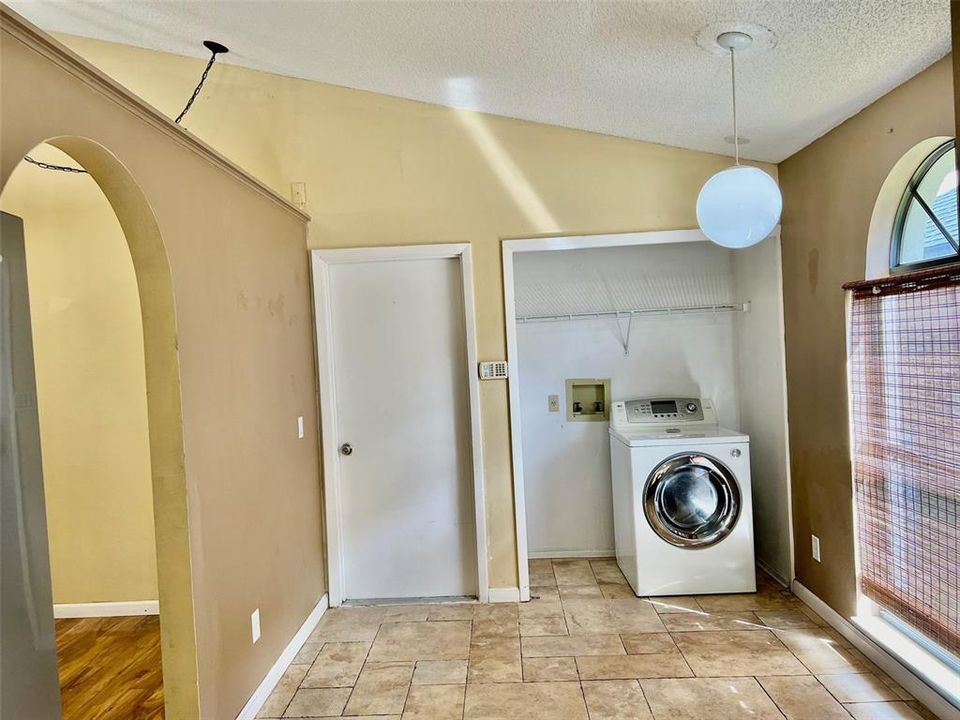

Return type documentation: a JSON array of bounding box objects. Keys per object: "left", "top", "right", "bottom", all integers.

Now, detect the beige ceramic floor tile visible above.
[
  {"left": 696, "top": 592, "right": 796, "bottom": 612},
  {"left": 590, "top": 559, "right": 628, "bottom": 585},
  {"left": 817, "top": 673, "right": 900, "bottom": 703},
  {"left": 773, "top": 628, "right": 869, "bottom": 674},
  {"left": 309, "top": 607, "right": 384, "bottom": 642},
  {"left": 553, "top": 559, "right": 597, "bottom": 586},
  {"left": 564, "top": 599, "right": 666, "bottom": 635},
  {"left": 468, "top": 635, "right": 522, "bottom": 683},
  {"left": 301, "top": 641, "right": 368, "bottom": 687},
  {"left": 521, "top": 634, "right": 625, "bottom": 657},
  {"left": 660, "top": 610, "right": 765, "bottom": 632},
  {"left": 530, "top": 568, "right": 559, "bottom": 587},
  {"left": 520, "top": 616, "right": 568, "bottom": 637},
  {"left": 256, "top": 664, "right": 309, "bottom": 718},
  {"left": 620, "top": 633, "right": 678, "bottom": 655},
  {"left": 368, "top": 620, "right": 471, "bottom": 662},
  {"left": 757, "top": 675, "right": 853, "bottom": 719},
  {"left": 581, "top": 680, "right": 653, "bottom": 720},
  {"left": 530, "top": 559, "right": 553, "bottom": 574},
  {"left": 412, "top": 659, "right": 467, "bottom": 685},
  {"left": 560, "top": 585, "right": 605, "bottom": 599},
  {"left": 383, "top": 605, "right": 432, "bottom": 622},
  {"left": 473, "top": 616, "right": 520, "bottom": 639},
  {"left": 343, "top": 662, "right": 414, "bottom": 716},
  {"left": 576, "top": 652, "right": 693, "bottom": 680},
  {"left": 798, "top": 604, "right": 831, "bottom": 626},
  {"left": 755, "top": 609, "right": 819, "bottom": 630},
  {"left": 641, "top": 677, "right": 786, "bottom": 719},
  {"left": 843, "top": 702, "right": 924, "bottom": 720},
  {"left": 643, "top": 596, "right": 703, "bottom": 614},
  {"left": 464, "top": 681, "right": 588, "bottom": 720},
  {"left": 291, "top": 642, "right": 322, "bottom": 666},
  {"left": 673, "top": 629, "right": 809, "bottom": 677},
  {"left": 522, "top": 656, "right": 579, "bottom": 681},
  {"left": 474, "top": 604, "right": 519, "bottom": 621},
  {"left": 427, "top": 604, "right": 476, "bottom": 621},
  {"left": 601, "top": 584, "right": 638, "bottom": 599},
  {"left": 282, "top": 687, "right": 351, "bottom": 717},
  {"left": 519, "top": 592, "right": 563, "bottom": 619},
  {"left": 401, "top": 684, "right": 465, "bottom": 720}
]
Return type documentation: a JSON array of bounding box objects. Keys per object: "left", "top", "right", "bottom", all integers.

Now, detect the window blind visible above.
[{"left": 844, "top": 265, "right": 960, "bottom": 657}]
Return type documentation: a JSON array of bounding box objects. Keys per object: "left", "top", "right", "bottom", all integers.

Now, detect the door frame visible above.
[
  {"left": 501, "top": 227, "right": 795, "bottom": 600},
  {"left": 311, "top": 244, "right": 488, "bottom": 606}
]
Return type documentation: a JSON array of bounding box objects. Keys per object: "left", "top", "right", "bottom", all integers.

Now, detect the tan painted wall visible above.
[
  {"left": 53, "top": 33, "right": 776, "bottom": 590},
  {"left": 778, "top": 55, "right": 953, "bottom": 617},
  {"left": 2, "top": 12, "right": 323, "bottom": 719},
  {"left": 0, "top": 145, "right": 158, "bottom": 605}
]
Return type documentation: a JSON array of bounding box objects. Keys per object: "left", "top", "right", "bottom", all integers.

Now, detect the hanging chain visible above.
[
  {"left": 174, "top": 50, "right": 218, "bottom": 125},
  {"left": 730, "top": 47, "right": 740, "bottom": 166},
  {"left": 23, "top": 155, "right": 88, "bottom": 173},
  {"left": 24, "top": 45, "right": 223, "bottom": 173}
]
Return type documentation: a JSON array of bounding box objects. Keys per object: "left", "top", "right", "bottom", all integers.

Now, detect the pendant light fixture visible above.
[{"left": 697, "top": 31, "right": 782, "bottom": 249}]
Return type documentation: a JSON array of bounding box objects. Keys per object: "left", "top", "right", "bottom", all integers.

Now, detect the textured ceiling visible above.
[{"left": 9, "top": 1, "right": 951, "bottom": 162}]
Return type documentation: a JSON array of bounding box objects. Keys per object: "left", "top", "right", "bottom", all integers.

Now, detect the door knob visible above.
[{"left": 340, "top": 443, "right": 353, "bottom": 456}]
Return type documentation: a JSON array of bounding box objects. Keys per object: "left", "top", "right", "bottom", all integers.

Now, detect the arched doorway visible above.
[{"left": 1, "top": 137, "right": 198, "bottom": 719}]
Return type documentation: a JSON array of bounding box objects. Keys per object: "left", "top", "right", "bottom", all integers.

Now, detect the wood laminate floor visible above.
[{"left": 55, "top": 615, "right": 164, "bottom": 720}]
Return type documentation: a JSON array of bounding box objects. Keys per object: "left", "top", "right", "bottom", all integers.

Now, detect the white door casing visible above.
[{"left": 312, "top": 244, "right": 488, "bottom": 605}]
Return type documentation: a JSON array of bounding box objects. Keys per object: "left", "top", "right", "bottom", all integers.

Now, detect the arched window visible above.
[{"left": 891, "top": 138, "right": 959, "bottom": 270}]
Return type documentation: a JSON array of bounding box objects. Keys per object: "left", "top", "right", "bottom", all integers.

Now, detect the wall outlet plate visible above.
[
  {"left": 251, "top": 608, "right": 261, "bottom": 643},
  {"left": 811, "top": 534, "right": 821, "bottom": 563}
]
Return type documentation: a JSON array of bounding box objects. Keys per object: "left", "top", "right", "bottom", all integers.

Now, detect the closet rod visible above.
[{"left": 516, "top": 302, "right": 750, "bottom": 324}]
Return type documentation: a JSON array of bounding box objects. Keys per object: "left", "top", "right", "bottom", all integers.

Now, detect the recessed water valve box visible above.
[{"left": 566, "top": 378, "right": 611, "bottom": 422}]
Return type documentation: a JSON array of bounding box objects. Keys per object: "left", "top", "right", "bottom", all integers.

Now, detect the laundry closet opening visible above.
[{"left": 504, "top": 230, "right": 794, "bottom": 596}]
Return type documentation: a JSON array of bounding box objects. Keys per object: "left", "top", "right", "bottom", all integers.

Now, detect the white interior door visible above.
[{"left": 329, "top": 256, "right": 477, "bottom": 600}]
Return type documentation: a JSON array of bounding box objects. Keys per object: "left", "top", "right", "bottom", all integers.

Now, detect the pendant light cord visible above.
[
  {"left": 174, "top": 47, "right": 219, "bottom": 125},
  {"left": 730, "top": 47, "right": 740, "bottom": 166}
]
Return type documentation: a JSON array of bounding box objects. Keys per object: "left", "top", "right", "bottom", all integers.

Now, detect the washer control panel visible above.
[{"left": 610, "top": 397, "right": 716, "bottom": 429}]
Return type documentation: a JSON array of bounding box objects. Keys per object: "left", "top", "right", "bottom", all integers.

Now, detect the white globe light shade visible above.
[{"left": 696, "top": 166, "right": 783, "bottom": 248}]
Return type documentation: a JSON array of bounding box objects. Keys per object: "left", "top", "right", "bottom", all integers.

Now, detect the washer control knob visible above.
[
  {"left": 730, "top": 448, "right": 741, "bottom": 458},
  {"left": 686, "top": 402, "right": 698, "bottom": 413}
]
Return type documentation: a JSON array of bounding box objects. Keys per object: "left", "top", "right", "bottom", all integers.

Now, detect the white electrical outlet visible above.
[
  {"left": 811, "top": 534, "right": 821, "bottom": 563},
  {"left": 251, "top": 608, "right": 261, "bottom": 644},
  {"left": 548, "top": 394, "right": 560, "bottom": 413},
  {"left": 297, "top": 416, "right": 305, "bottom": 439}
]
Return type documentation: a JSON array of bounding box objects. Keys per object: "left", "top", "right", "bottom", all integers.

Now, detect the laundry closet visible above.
[{"left": 508, "top": 231, "right": 792, "bottom": 586}]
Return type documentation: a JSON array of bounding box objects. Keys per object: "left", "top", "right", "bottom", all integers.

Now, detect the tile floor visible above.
[{"left": 258, "top": 559, "right": 939, "bottom": 720}]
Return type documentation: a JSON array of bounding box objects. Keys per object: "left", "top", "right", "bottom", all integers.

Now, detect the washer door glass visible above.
[{"left": 643, "top": 453, "right": 741, "bottom": 548}]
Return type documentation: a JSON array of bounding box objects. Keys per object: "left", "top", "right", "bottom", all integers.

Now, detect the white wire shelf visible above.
[{"left": 515, "top": 302, "right": 750, "bottom": 324}]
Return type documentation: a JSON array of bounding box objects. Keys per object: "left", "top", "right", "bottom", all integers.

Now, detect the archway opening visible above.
[{"left": 0, "top": 137, "right": 197, "bottom": 720}]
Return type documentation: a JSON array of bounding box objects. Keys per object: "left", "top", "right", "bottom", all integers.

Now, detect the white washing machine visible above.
[{"left": 609, "top": 397, "right": 756, "bottom": 596}]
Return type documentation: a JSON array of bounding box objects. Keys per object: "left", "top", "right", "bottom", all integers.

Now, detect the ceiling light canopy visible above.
[{"left": 697, "top": 30, "right": 782, "bottom": 250}]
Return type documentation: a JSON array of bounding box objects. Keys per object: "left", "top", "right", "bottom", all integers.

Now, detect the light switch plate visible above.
[
  {"left": 297, "top": 416, "right": 304, "bottom": 439},
  {"left": 548, "top": 395, "right": 560, "bottom": 413},
  {"left": 811, "top": 535, "right": 821, "bottom": 563},
  {"left": 251, "top": 608, "right": 261, "bottom": 643}
]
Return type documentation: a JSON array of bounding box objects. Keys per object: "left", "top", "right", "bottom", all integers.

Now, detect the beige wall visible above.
[
  {"left": 2, "top": 11, "right": 323, "bottom": 719},
  {"left": 54, "top": 33, "right": 776, "bottom": 590},
  {"left": 778, "top": 55, "right": 953, "bottom": 617},
  {"left": 1, "top": 145, "right": 158, "bottom": 605}
]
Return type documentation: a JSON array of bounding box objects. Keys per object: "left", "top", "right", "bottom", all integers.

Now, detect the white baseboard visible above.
[
  {"left": 235, "top": 593, "right": 329, "bottom": 720},
  {"left": 528, "top": 550, "right": 614, "bottom": 560},
  {"left": 791, "top": 581, "right": 958, "bottom": 720},
  {"left": 54, "top": 600, "right": 159, "bottom": 618},
  {"left": 487, "top": 587, "right": 520, "bottom": 603}
]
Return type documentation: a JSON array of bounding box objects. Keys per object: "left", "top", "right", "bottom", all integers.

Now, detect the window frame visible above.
[{"left": 890, "top": 138, "right": 960, "bottom": 273}]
